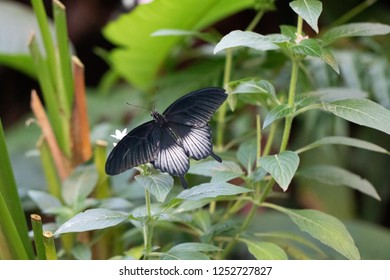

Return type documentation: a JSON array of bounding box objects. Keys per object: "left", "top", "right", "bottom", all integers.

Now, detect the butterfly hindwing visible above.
[
  {"left": 152, "top": 126, "right": 189, "bottom": 176},
  {"left": 169, "top": 123, "right": 213, "bottom": 160},
  {"left": 163, "top": 87, "right": 227, "bottom": 127},
  {"left": 105, "top": 121, "right": 160, "bottom": 175}
]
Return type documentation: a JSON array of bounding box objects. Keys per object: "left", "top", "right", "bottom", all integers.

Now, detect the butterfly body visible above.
[{"left": 105, "top": 87, "right": 227, "bottom": 188}]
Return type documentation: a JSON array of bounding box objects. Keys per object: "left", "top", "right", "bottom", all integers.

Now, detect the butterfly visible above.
[{"left": 105, "top": 87, "right": 227, "bottom": 188}]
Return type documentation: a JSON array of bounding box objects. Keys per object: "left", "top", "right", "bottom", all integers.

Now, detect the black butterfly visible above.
[{"left": 105, "top": 87, "right": 227, "bottom": 188}]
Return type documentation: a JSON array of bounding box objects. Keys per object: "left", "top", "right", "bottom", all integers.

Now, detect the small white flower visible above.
[
  {"left": 295, "top": 33, "right": 309, "bottom": 44},
  {"left": 110, "top": 128, "right": 127, "bottom": 146}
]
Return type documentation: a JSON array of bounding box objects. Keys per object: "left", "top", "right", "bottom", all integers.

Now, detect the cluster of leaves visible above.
[
  {"left": 46, "top": 0, "right": 390, "bottom": 260},
  {"left": 1, "top": 0, "right": 390, "bottom": 260}
]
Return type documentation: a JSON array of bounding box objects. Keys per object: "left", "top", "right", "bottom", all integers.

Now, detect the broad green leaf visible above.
[
  {"left": 291, "top": 39, "right": 339, "bottom": 73},
  {"left": 188, "top": 160, "right": 243, "bottom": 182},
  {"left": 289, "top": 0, "right": 322, "bottom": 33},
  {"left": 296, "top": 136, "right": 390, "bottom": 155},
  {"left": 151, "top": 29, "right": 217, "bottom": 43},
  {"left": 368, "top": 59, "right": 390, "bottom": 109},
  {"left": 161, "top": 251, "right": 209, "bottom": 260},
  {"left": 311, "top": 88, "right": 368, "bottom": 102},
  {"left": 103, "top": 0, "right": 256, "bottom": 88},
  {"left": 280, "top": 25, "right": 298, "bottom": 40},
  {"left": 256, "top": 231, "right": 326, "bottom": 258},
  {"left": 229, "top": 79, "right": 278, "bottom": 104},
  {"left": 0, "top": 1, "right": 52, "bottom": 77},
  {"left": 161, "top": 242, "right": 219, "bottom": 260},
  {"left": 237, "top": 139, "right": 257, "bottom": 171},
  {"left": 265, "top": 204, "right": 360, "bottom": 260},
  {"left": 298, "top": 165, "right": 380, "bottom": 200},
  {"left": 167, "top": 242, "right": 220, "bottom": 252},
  {"left": 214, "top": 30, "right": 289, "bottom": 54},
  {"left": 242, "top": 239, "right": 288, "bottom": 260},
  {"left": 62, "top": 166, "right": 98, "bottom": 207},
  {"left": 72, "top": 243, "right": 92, "bottom": 260},
  {"left": 258, "top": 151, "right": 300, "bottom": 191},
  {"left": 323, "top": 99, "right": 390, "bottom": 135},
  {"left": 176, "top": 182, "right": 251, "bottom": 201},
  {"left": 135, "top": 173, "right": 173, "bottom": 203},
  {"left": 28, "top": 190, "right": 62, "bottom": 214},
  {"left": 263, "top": 104, "right": 294, "bottom": 128},
  {"left": 322, "top": 23, "right": 390, "bottom": 45},
  {"left": 55, "top": 208, "right": 129, "bottom": 235}
]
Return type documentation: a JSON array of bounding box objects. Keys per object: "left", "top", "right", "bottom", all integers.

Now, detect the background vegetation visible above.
[{"left": 0, "top": 0, "right": 390, "bottom": 260}]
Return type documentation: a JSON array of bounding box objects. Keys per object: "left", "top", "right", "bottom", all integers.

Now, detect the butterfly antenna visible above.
[
  {"left": 126, "top": 102, "right": 151, "bottom": 112},
  {"left": 152, "top": 86, "right": 160, "bottom": 112}
]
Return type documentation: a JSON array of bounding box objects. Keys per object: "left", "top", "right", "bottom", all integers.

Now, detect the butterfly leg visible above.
[
  {"left": 179, "top": 175, "right": 188, "bottom": 189},
  {"left": 210, "top": 151, "right": 222, "bottom": 162}
]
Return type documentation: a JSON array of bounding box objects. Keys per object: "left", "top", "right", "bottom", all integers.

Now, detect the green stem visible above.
[
  {"left": 30, "top": 0, "right": 57, "bottom": 84},
  {"left": 263, "top": 122, "right": 277, "bottom": 156},
  {"left": 328, "top": 0, "right": 377, "bottom": 29},
  {"left": 38, "top": 138, "right": 62, "bottom": 201},
  {"left": 31, "top": 214, "right": 46, "bottom": 260},
  {"left": 43, "top": 231, "right": 57, "bottom": 260},
  {"left": 53, "top": 0, "right": 74, "bottom": 111},
  {"left": 245, "top": 10, "right": 264, "bottom": 32},
  {"left": 93, "top": 141, "right": 110, "bottom": 199},
  {"left": 143, "top": 190, "right": 153, "bottom": 260},
  {"left": 216, "top": 48, "right": 233, "bottom": 149}
]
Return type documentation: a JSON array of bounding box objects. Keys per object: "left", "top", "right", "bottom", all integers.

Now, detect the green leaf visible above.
[
  {"left": 72, "top": 243, "right": 92, "bottom": 260},
  {"left": 161, "top": 242, "right": 219, "bottom": 260},
  {"left": 0, "top": 121, "right": 34, "bottom": 259},
  {"left": 289, "top": 0, "right": 322, "bottom": 33},
  {"left": 310, "top": 87, "right": 368, "bottom": 102},
  {"left": 298, "top": 165, "right": 380, "bottom": 200},
  {"left": 280, "top": 25, "right": 298, "bottom": 40},
  {"left": 263, "top": 104, "right": 294, "bottom": 128},
  {"left": 229, "top": 79, "right": 278, "bottom": 104},
  {"left": 323, "top": 99, "right": 390, "bottom": 135},
  {"left": 241, "top": 239, "right": 288, "bottom": 260},
  {"left": 103, "top": 0, "right": 256, "bottom": 88},
  {"left": 369, "top": 59, "right": 390, "bottom": 109},
  {"left": 296, "top": 136, "right": 390, "bottom": 155},
  {"left": 264, "top": 203, "right": 360, "bottom": 260},
  {"left": 28, "top": 190, "right": 62, "bottom": 214},
  {"left": 214, "top": 30, "right": 289, "bottom": 54},
  {"left": 258, "top": 151, "right": 300, "bottom": 191},
  {"left": 176, "top": 182, "right": 251, "bottom": 201},
  {"left": 151, "top": 29, "right": 218, "bottom": 43},
  {"left": 55, "top": 208, "right": 129, "bottom": 235},
  {"left": 322, "top": 23, "right": 390, "bottom": 45},
  {"left": 237, "top": 139, "right": 257, "bottom": 171},
  {"left": 135, "top": 173, "right": 173, "bottom": 203},
  {"left": 188, "top": 160, "right": 243, "bottom": 182},
  {"left": 290, "top": 39, "right": 339, "bottom": 73},
  {"left": 0, "top": 1, "right": 52, "bottom": 77},
  {"left": 62, "top": 166, "right": 98, "bottom": 207}
]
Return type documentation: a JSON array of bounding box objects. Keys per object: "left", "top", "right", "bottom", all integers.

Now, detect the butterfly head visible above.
[{"left": 151, "top": 110, "right": 166, "bottom": 125}]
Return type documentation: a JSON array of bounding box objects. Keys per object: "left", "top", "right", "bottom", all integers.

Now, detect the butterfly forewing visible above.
[
  {"left": 163, "top": 87, "right": 227, "bottom": 127},
  {"left": 105, "top": 121, "right": 160, "bottom": 175}
]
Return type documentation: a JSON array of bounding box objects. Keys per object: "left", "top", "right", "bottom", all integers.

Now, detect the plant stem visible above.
[
  {"left": 43, "top": 231, "right": 57, "bottom": 260},
  {"left": 216, "top": 48, "right": 233, "bottom": 150},
  {"left": 143, "top": 190, "right": 153, "bottom": 260},
  {"left": 245, "top": 10, "right": 264, "bottom": 32},
  {"left": 328, "top": 0, "right": 377, "bottom": 29},
  {"left": 31, "top": 214, "right": 46, "bottom": 260}
]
